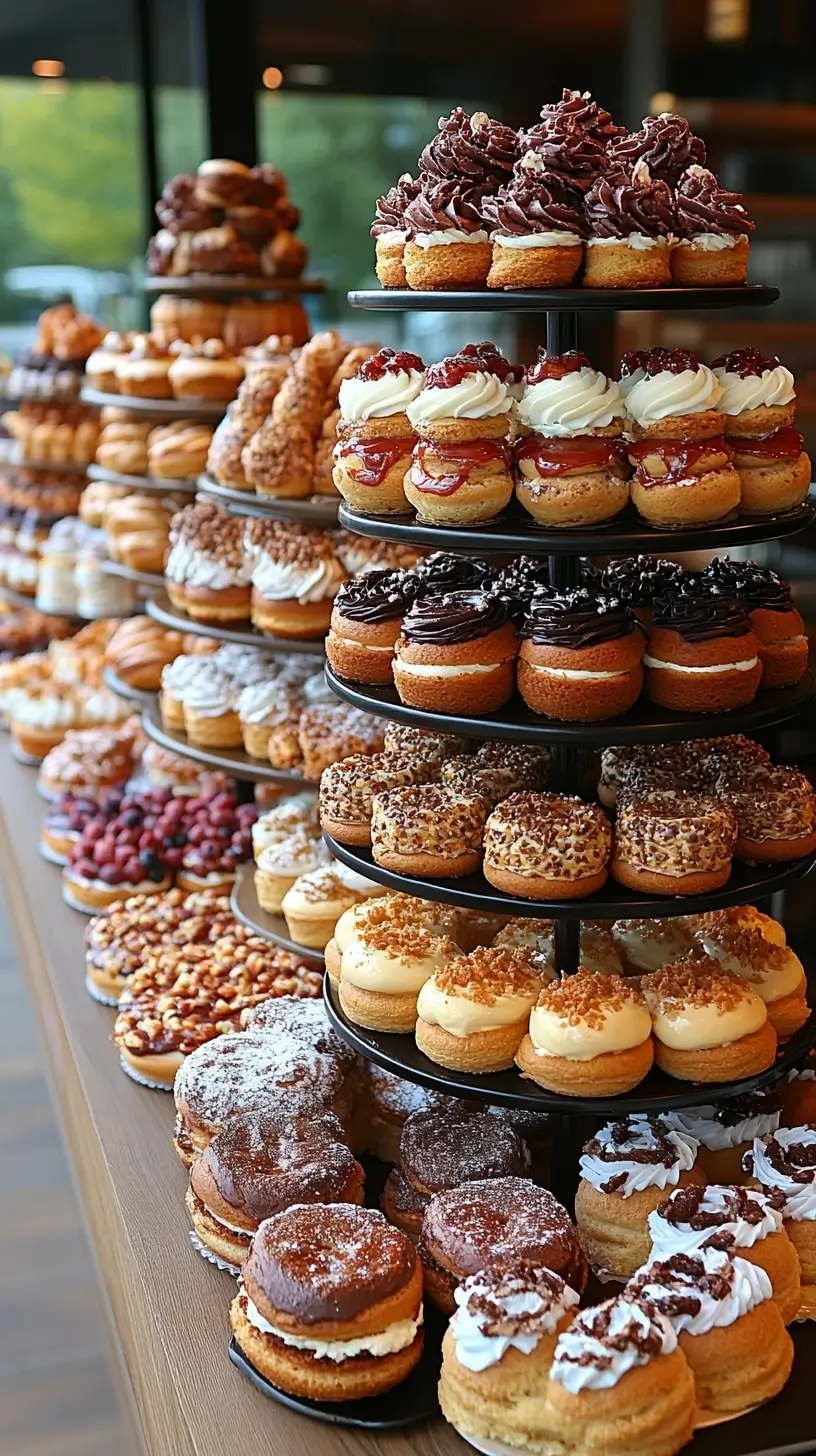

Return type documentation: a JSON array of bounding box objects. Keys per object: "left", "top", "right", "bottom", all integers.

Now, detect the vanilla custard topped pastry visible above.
[
  {"left": 692, "top": 924, "right": 808, "bottom": 1036},
  {"left": 642, "top": 958, "right": 776, "bottom": 1082},
  {"left": 415, "top": 946, "right": 544, "bottom": 1074},
  {"left": 339, "top": 909, "right": 459, "bottom": 1035},
  {"left": 516, "top": 969, "right": 654, "bottom": 1097}
]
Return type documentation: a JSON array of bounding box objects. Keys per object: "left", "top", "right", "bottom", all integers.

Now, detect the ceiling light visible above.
[
  {"left": 262, "top": 66, "right": 283, "bottom": 90},
  {"left": 649, "top": 92, "right": 677, "bottom": 114},
  {"left": 32, "top": 59, "right": 64, "bottom": 77}
]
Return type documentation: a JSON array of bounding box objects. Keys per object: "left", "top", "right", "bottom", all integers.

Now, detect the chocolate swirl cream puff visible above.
[
  {"left": 514, "top": 350, "right": 629, "bottom": 527},
  {"left": 600, "top": 555, "right": 686, "bottom": 630},
  {"left": 516, "top": 969, "right": 654, "bottom": 1097},
  {"left": 519, "top": 588, "right": 644, "bottom": 721},
  {"left": 415, "top": 945, "right": 544, "bottom": 1073},
  {"left": 643, "top": 583, "right": 762, "bottom": 712},
  {"left": 701, "top": 556, "right": 808, "bottom": 688},
  {"left": 642, "top": 960, "right": 776, "bottom": 1082},
  {"left": 370, "top": 174, "right": 421, "bottom": 287},
  {"left": 626, "top": 1247, "right": 793, "bottom": 1416},
  {"left": 583, "top": 159, "right": 676, "bottom": 288},
  {"left": 575, "top": 1115, "right": 703, "bottom": 1278},
  {"left": 672, "top": 165, "right": 755, "bottom": 285},
  {"left": 439, "top": 1265, "right": 580, "bottom": 1453},
  {"left": 744, "top": 1126, "right": 816, "bottom": 1316},
  {"left": 333, "top": 348, "right": 424, "bottom": 516},
  {"left": 393, "top": 589, "right": 519, "bottom": 714},
  {"left": 711, "top": 346, "right": 811, "bottom": 514},
  {"left": 404, "top": 344, "right": 516, "bottom": 524},
  {"left": 622, "top": 347, "right": 741, "bottom": 527},
  {"left": 327, "top": 569, "right": 422, "bottom": 685},
  {"left": 231, "top": 1203, "right": 424, "bottom": 1401},
  {"left": 484, "top": 149, "right": 586, "bottom": 289},
  {"left": 648, "top": 1184, "right": 801, "bottom": 1326}
]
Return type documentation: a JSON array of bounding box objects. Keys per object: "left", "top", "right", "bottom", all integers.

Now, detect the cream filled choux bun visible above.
[
  {"left": 415, "top": 946, "right": 545, "bottom": 1073},
  {"left": 642, "top": 959, "right": 776, "bottom": 1082},
  {"left": 682, "top": 904, "right": 786, "bottom": 950},
  {"left": 692, "top": 924, "right": 808, "bottom": 1037},
  {"left": 626, "top": 1247, "right": 793, "bottom": 1416},
  {"left": 280, "top": 862, "right": 384, "bottom": 952},
  {"left": 439, "top": 1264, "right": 581, "bottom": 1454},
  {"left": 610, "top": 916, "right": 697, "bottom": 975},
  {"left": 648, "top": 1184, "right": 802, "bottom": 1326},
  {"left": 338, "top": 900, "right": 459, "bottom": 1034},
  {"left": 515, "top": 968, "right": 654, "bottom": 1097},
  {"left": 662, "top": 1089, "right": 780, "bottom": 1184},
  {"left": 325, "top": 891, "right": 461, "bottom": 986},
  {"left": 575, "top": 1114, "right": 704, "bottom": 1279},
  {"left": 744, "top": 1126, "right": 816, "bottom": 1317},
  {"left": 543, "top": 1294, "right": 697, "bottom": 1456}
]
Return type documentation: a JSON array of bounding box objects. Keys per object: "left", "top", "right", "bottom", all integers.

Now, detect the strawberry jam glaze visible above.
[
  {"left": 729, "top": 426, "right": 804, "bottom": 460},
  {"left": 409, "top": 439, "right": 511, "bottom": 495},
  {"left": 336, "top": 438, "right": 412, "bottom": 486},
  {"left": 515, "top": 435, "right": 627, "bottom": 475},
  {"left": 628, "top": 436, "right": 732, "bottom": 487},
  {"left": 525, "top": 349, "right": 591, "bottom": 384},
  {"left": 355, "top": 348, "right": 424, "bottom": 381}
]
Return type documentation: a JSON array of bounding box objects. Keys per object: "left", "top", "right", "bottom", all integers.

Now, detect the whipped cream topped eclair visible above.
[
  {"left": 583, "top": 159, "right": 676, "bottom": 288},
  {"left": 333, "top": 348, "right": 425, "bottom": 516},
  {"left": 514, "top": 350, "right": 630, "bottom": 527},
  {"left": 518, "top": 587, "right": 644, "bottom": 722},
  {"left": 485, "top": 149, "right": 586, "bottom": 289},
  {"left": 371, "top": 173, "right": 421, "bottom": 287},
  {"left": 673, "top": 165, "right": 755, "bottom": 284},
  {"left": 711, "top": 347, "right": 810, "bottom": 514}
]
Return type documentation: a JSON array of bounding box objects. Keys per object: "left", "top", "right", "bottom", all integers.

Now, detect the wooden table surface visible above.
[{"left": 0, "top": 737, "right": 451, "bottom": 1456}]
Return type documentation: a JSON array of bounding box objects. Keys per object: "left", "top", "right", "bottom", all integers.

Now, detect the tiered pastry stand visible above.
[
  {"left": 230, "top": 860, "right": 324, "bottom": 965},
  {"left": 196, "top": 474, "right": 339, "bottom": 525},
  {"left": 87, "top": 462, "right": 198, "bottom": 497}
]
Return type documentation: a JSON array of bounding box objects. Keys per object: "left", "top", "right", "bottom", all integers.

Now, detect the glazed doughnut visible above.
[
  {"left": 318, "top": 750, "right": 439, "bottom": 847},
  {"left": 643, "top": 958, "right": 776, "bottom": 1082},
  {"left": 370, "top": 782, "right": 487, "bottom": 878},
  {"left": 483, "top": 792, "right": 612, "bottom": 900},
  {"left": 611, "top": 791, "right": 737, "bottom": 895}
]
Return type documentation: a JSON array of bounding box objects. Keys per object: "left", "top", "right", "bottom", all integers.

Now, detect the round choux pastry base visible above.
[
  {"left": 735, "top": 452, "right": 811, "bottom": 514},
  {"left": 119, "top": 1046, "right": 183, "bottom": 1087},
  {"left": 631, "top": 466, "right": 741, "bottom": 527},
  {"left": 670, "top": 237, "right": 749, "bottom": 286},
  {"left": 159, "top": 692, "right": 196, "bottom": 730},
  {"left": 183, "top": 709, "right": 243, "bottom": 749},
  {"left": 186, "top": 1185, "right": 249, "bottom": 1268},
  {"left": 439, "top": 1321, "right": 572, "bottom": 1455},
  {"left": 737, "top": 1230, "right": 803, "bottom": 1326},
  {"left": 375, "top": 237, "right": 407, "bottom": 289},
  {"left": 517, "top": 655, "right": 643, "bottom": 722},
  {"left": 230, "top": 1293, "right": 424, "bottom": 1402},
  {"left": 404, "top": 239, "right": 492, "bottom": 290},
  {"left": 724, "top": 401, "right": 796, "bottom": 438},
  {"left": 515, "top": 1033, "right": 654, "bottom": 1097},
  {"left": 326, "top": 625, "right": 397, "bottom": 686},
  {"left": 542, "top": 1346, "right": 697, "bottom": 1456},
  {"left": 415, "top": 1015, "right": 529, "bottom": 1073},
  {"left": 735, "top": 830, "right": 816, "bottom": 863},
  {"left": 679, "top": 1299, "right": 793, "bottom": 1414},
  {"left": 336, "top": 416, "right": 416, "bottom": 442},
  {"left": 484, "top": 863, "right": 609, "bottom": 901},
  {"left": 515, "top": 469, "right": 630, "bottom": 527},
  {"left": 574, "top": 1166, "right": 704, "bottom": 1279},
  {"left": 373, "top": 847, "right": 482, "bottom": 879},
  {"left": 250, "top": 592, "right": 333, "bottom": 640},
  {"left": 393, "top": 658, "right": 516, "bottom": 716},
  {"left": 318, "top": 812, "right": 372, "bottom": 848},
  {"left": 165, "top": 580, "right": 189, "bottom": 614},
  {"left": 404, "top": 461, "right": 514, "bottom": 525},
  {"left": 413, "top": 415, "right": 511, "bottom": 445},
  {"left": 583, "top": 240, "right": 673, "bottom": 289},
  {"left": 325, "top": 937, "right": 341, "bottom": 984},
  {"left": 183, "top": 583, "right": 251, "bottom": 624},
  {"left": 331, "top": 452, "right": 412, "bottom": 516},
  {"left": 255, "top": 868, "right": 298, "bottom": 915},
  {"left": 281, "top": 908, "right": 341, "bottom": 950},
  {"left": 753, "top": 613, "right": 809, "bottom": 688},
  {"left": 609, "top": 858, "right": 731, "bottom": 896},
  {"left": 784, "top": 1219, "right": 816, "bottom": 1292},
  {"left": 487, "top": 241, "right": 583, "bottom": 289},
  {"left": 11, "top": 724, "right": 70, "bottom": 759},
  {"left": 627, "top": 410, "right": 726, "bottom": 442},
  {"left": 654, "top": 1020, "right": 777, "bottom": 1082},
  {"left": 765, "top": 979, "right": 810, "bottom": 1037},
  {"left": 241, "top": 722, "right": 274, "bottom": 759},
  {"left": 338, "top": 978, "right": 419, "bottom": 1033}
]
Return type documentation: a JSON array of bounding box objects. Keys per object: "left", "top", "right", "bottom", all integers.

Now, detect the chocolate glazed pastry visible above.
[
  {"left": 518, "top": 588, "right": 645, "bottom": 722},
  {"left": 419, "top": 107, "right": 520, "bottom": 186},
  {"left": 583, "top": 163, "right": 676, "bottom": 288},
  {"left": 644, "top": 583, "right": 762, "bottom": 711},
  {"left": 402, "top": 179, "right": 493, "bottom": 290},
  {"left": 701, "top": 557, "right": 808, "bottom": 688},
  {"left": 600, "top": 556, "right": 687, "bottom": 629},
  {"left": 608, "top": 112, "right": 707, "bottom": 185},
  {"left": 371, "top": 173, "right": 421, "bottom": 287},
  {"left": 484, "top": 151, "right": 587, "bottom": 288},
  {"left": 327, "top": 570, "right": 422, "bottom": 685},
  {"left": 393, "top": 588, "right": 519, "bottom": 716},
  {"left": 412, "top": 550, "right": 494, "bottom": 593}
]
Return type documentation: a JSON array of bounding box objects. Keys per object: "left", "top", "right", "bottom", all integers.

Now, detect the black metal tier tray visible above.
[
  {"left": 325, "top": 972, "right": 816, "bottom": 1116},
  {"left": 80, "top": 388, "right": 227, "bottom": 421},
  {"left": 141, "top": 702, "right": 310, "bottom": 786},
  {"left": 325, "top": 665, "right": 815, "bottom": 748},
  {"left": 348, "top": 284, "right": 779, "bottom": 312},
  {"left": 197, "top": 475, "right": 339, "bottom": 524},
  {"left": 337, "top": 498, "right": 816, "bottom": 558},
  {"left": 230, "top": 865, "right": 324, "bottom": 964},
  {"left": 324, "top": 832, "right": 816, "bottom": 921},
  {"left": 144, "top": 274, "right": 324, "bottom": 296},
  {"left": 87, "top": 463, "right": 197, "bottom": 495},
  {"left": 145, "top": 592, "right": 326, "bottom": 654}
]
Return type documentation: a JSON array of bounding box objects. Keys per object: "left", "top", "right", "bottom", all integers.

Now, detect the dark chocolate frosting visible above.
[
  {"left": 675, "top": 165, "right": 754, "bottom": 238},
  {"left": 602, "top": 556, "right": 688, "bottom": 607},
  {"left": 412, "top": 551, "right": 494, "bottom": 592},
  {"left": 420, "top": 107, "right": 520, "bottom": 186},
  {"left": 155, "top": 173, "right": 218, "bottom": 234},
  {"left": 608, "top": 113, "right": 706, "bottom": 185},
  {"left": 700, "top": 557, "right": 795, "bottom": 614},
  {"left": 516, "top": 119, "right": 607, "bottom": 195},
  {"left": 523, "top": 587, "right": 637, "bottom": 647},
  {"left": 196, "top": 1109, "right": 360, "bottom": 1222},
  {"left": 483, "top": 153, "right": 588, "bottom": 237},
  {"left": 403, "top": 177, "right": 490, "bottom": 235},
  {"left": 584, "top": 164, "right": 676, "bottom": 238},
  {"left": 537, "top": 89, "right": 625, "bottom": 144},
  {"left": 333, "top": 569, "right": 421, "bottom": 624},
  {"left": 401, "top": 589, "right": 510, "bottom": 645},
  {"left": 652, "top": 580, "right": 752, "bottom": 641},
  {"left": 371, "top": 174, "right": 421, "bottom": 236}
]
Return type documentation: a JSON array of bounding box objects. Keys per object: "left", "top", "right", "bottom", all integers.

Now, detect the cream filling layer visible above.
[
  {"left": 416, "top": 978, "right": 537, "bottom": 1037},
  {"left": 646, "top": 996, "right": 767, "bottom": 1050},
  {"left": 494, "top": 231, "right": 582, "bottom": 248},
  {"left": 677, "top": 233, "right": 746, "bottom": 251},
  {"left": 411, "top": 229, "right": 489, "bottom": 248},
  {"left": 529, "top": 999, "right": 652, "bottom": 1060},
  {"left": 395, "top": 660, "right": 510, "bottom": 678},
  {"left": 644, "top": 654, "right": 758, "bottom": 673},
  {"left": 523, "top": 663, "right": 629, "bottom": 681},
  {"left": 335, "top": 636, "right": 394, "bottom": 654},
  {"left": 587, "top": 234, "right": 671, "bottom": 251},
  {"left": 341, "top": 938, "right": 454, "bottom": 994},
  {"left": 243, "top": 1294, "right": 423, "bottom": 1360}
]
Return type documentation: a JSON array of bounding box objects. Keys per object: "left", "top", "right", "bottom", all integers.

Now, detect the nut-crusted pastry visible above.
[
  {"left": 720, "top": 765, "right": 816, "bottom": 863},
  {"left": 242, "top": 418, "right": 315, "bottom": 499},
  {"left": 381, "top": 721, "right": 471, "bottom": 764},
  {"left": 484, "top": 791, "right": 612, "bottom": 900},
  {"left": 743, "top": 1127, "right": 816, "bottom": 1315},
  {"left": 415, "top": 945, "right": 544, "bottom": 1073},
  {"left": 297, "top": 702, "right": 386, "bottom": 782},
  {"left": 611, "top": 791, "right": 737, "bottom": 895},
  {"left": 37, "top": 724, "right": 137, "bottom": 799},
  {"left": 339, "top": 908, "right": 459, "bottom": 1034},
  {"left": 575, "top": 1115, "right": 703, "bottom": 1278},
  {"left": 370, "top": 782, "right": 487, "bottom": 878},
  {"left": 247, "top": 518, "right": 346, "bottom": 637},
  {"left": 642, "top": 958, "right": 776, "bottom": 1082},
  {"left": 516, "top": 969, "right": 654, "bottom": 1096},
  {"left": 440, "top": 751, "right": 547, "bottom": 812},
  {"left": 319, "top": 750, "right": 439, "bottom": 846}
]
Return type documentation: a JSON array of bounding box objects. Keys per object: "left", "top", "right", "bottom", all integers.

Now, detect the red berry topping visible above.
[
  {"left": 526, "top": 349, "right": 591, "bottom": 384},
  {"left": 711, "top": 346, "right": 779, "bottom": 378},
  {"left": 356, "top": 347, "right": 425, "bottom": 381}
]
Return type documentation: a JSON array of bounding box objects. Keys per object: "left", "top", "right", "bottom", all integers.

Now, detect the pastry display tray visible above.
[
  {"left": 348, "top": 284, "right": 780, "bottom": 311},
  {"left": 230, "top": 865, "right": 325, "bottom": 964},
  {"left": 101, "top": 559, "right": 166, "bottom": 589},
  {"left": 197, "top": 475, "right": 340, "bottom": 524},
  {"left": 146, "top": 591, "right": 326, "bottom": 654},
  {"left": 81, "top": 387, "right": 227, "bottom": 421},
  {"left": 87, "top": 462, "right": 197, "bottom": 494},
  {"left": 141, "top": 701, "right": 311, "bottom": 786}
]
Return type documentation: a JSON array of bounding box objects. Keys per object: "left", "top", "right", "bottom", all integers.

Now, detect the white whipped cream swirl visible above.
[
  {"left": 338, "top": 369, "right": 424, "bottom": 422},
  {"left": 712, "top": 363, "right": 796, "bottom": 416},
  {"left": 624, "top": 364, "right": 724, "bottom": 426},
  {"left": 749, "top": 1127, "right": 816, "bottom": 1221},
  {"left": 663, "top": 1104, "right": 779, "bottom": 1152},
  {"left": 579, "top": 1115, "right": 699, "bottom": 1198},
  {"left": 632, "top": 1247, "right": 771, "bottom": 1336},
  {"left": 518, "top": 367, "right": 624, "bottom": 437},
  {"left": 407, "top": 370, "right": 514, "bottom": 424},
  {"left": 648, "top": 1185, "right": 783, "bottom": 1256},
  {"left": 551, "top": 1297, "right": 677, "bottom": 1393},
  {"left": 451, "top": 1273, "right": 580, "bottom": 1372}
]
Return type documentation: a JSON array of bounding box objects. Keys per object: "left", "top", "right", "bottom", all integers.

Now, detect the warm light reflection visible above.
[
  {"left": 32, "top": 59, "right": 65, "bottom": 77},
  {"left": 262, "top": 66, "right": 283, "bottom": 90}
]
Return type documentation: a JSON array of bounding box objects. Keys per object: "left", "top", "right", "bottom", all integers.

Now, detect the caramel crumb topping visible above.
[
  {"left": 535, "top": 968, "right": 643, "bottom": 1029},
  {"left": 433, "top": 947, "right": 541, "bottom": 1002},
  {"left": 642, "top": 956, "right": 755, "bottom": 1014}
]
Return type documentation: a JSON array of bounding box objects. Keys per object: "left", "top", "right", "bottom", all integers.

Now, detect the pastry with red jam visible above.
[
  {"left": 519, "top": 588, "right": 645, "bottom": 722},
  {"left": 326, "top": 569, "right": 422, "bottom": 685},
  {"left": 644, "top": 580, "right": 762, "bottom": 712},
  {"left": 484, "top": 149, "right": 586, "bottom": 289},
  {"left": 672, "top": 166, "right": 755, "bottom": 285},
  {"left": 515, "top": 350, "right": 630, "bottom": 526},
  {"left": 402, "top": 108, "right": 518, "bottom": 290},
  {"left": 701, "top": 557, "right": 808, "bottom": 689},
  {"left": 405, "top": 345, "right": 516, "bottom": 524},
  {"left": 712, "top": 348, "right": 810, "bottom": 514},
  {"left": 583, "top": 159, "right": 676, "bottom": 288},
  {"left": 393, "top": 590, "right": 519, "bottom": 715},
  {"left": 370, "top": 174, "right": 421, "bottom": 288},
  {"left": 622, "top": 347, "right": 741, "bottom": 526},
  {"left": 333, "top": 348, "right": 425, "bottom": 516}
]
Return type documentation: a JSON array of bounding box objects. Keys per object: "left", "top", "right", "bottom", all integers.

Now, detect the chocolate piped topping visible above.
[
  {"left": 420, "top": 107, "right": 520, "bottom": 186},
  {"left": 484, "top": 152, "right": 588, "bottom": 237},
  {"left": 537, "top": 89, "right": 625, "bottom": 144},
  {"left": 675, "top": 165, "right": 754, "bottom": 238},
  {"left": 400, "top": 589, "right": 510, "bottom": 646},
  {"left": 403, "top": 177, "right": 489, "bottom": 235},
  {"left": 371, "top": 174, "right": 421, "bottom": 236},
  {"left": 701, "top": 557, "right": 795, "bottom": 614},
  {"left": 656, "top": 1184, "right": 784, "bottom": 1246},
  {"left": 608, "top": 113, "right": 706, "bottom": 185},
  {"left": 517, "top": 118, "right": 607, "bottom": 195},
  {"left": 333, "top": 569, "right": 421, "bottom": 624},
  {"left": 628, "top": 1251, "right": 732, "bottom": 1318},
  {"left": 747, "top": 1132, "right": 816, "bottom": 1184},
  {"left": 711, "top": 346, "right": 779, "bottom": 378},
  {"left": 562, "top": 1297, "right": 667, "bottom": 1366},
  {"left": 652, "top": 580, "right": 752, "bottom": 642},
  {"left": 523, "top": 588, "right": 637, "bottom": 648},
  {"left": 601, "top": 556, "right": 687, "bottom": 606},
  {"left": 584, "top": 163, "right": 676, "bottom": 238},
  {"left": 412, "top": 551, "right": 494, "bottom": 592}
]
